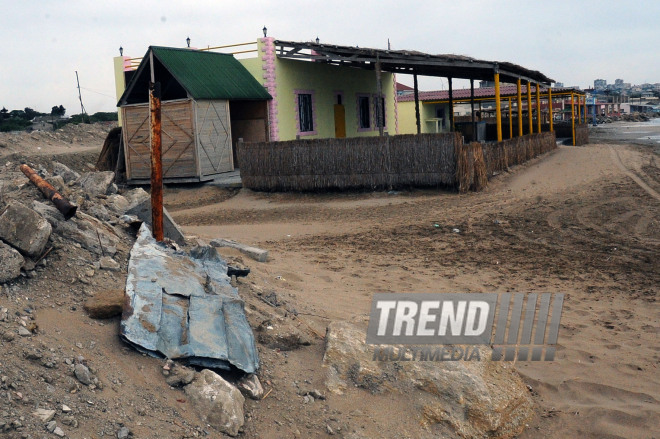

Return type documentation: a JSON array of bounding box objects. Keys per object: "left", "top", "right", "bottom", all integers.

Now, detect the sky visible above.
[{"left": 1, "top": 0, "right": 658, "bottom": 115}]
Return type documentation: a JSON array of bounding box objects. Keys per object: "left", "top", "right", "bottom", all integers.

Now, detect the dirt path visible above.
[{"left": 171, "top": 138, "right": 660, "bottom": 438}]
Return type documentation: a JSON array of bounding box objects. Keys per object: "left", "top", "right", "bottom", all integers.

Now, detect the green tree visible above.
[
  {"left": 0, "top": 107, "right": 7, "bottom": 120},
  {"left": 23, "top": 107, "right": 39, "bottom": 120}
]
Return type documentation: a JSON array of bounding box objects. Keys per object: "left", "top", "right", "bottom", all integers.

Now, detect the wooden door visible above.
[
  {"left": 334, "top": 104, "right": 346, "bottom": 138},
  {"left": 195, "top": 100, "right": 233, "bottom": 176}
]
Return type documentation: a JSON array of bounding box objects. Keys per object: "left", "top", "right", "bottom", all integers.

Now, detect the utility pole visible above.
[{"left": 75, "top": 71, "right": 88, "bottom": 123}]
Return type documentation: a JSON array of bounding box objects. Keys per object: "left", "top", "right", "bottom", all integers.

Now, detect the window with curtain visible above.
[{"left": 298, "top": 93, "right": 313, "bottom": 133}]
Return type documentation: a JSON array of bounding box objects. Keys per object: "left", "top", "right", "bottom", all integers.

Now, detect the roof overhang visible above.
[{"left": 274, "top": 40, "right": 554, "bottom": 85}]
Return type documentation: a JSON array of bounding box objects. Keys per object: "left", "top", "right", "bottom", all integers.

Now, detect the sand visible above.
[{"left": 169, "top": 125, "right": 659, "bottom": 438}]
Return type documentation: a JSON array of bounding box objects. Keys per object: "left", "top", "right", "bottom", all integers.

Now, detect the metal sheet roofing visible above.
[
  {"left": 118, "top": 46, "right": 271, "bottom": 106},
  {"left": 274, "top": 40, "right": 554, "bottom": 85}
]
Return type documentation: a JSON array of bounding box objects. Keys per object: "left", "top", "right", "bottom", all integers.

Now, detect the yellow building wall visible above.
[
  {"left": 398, "top": 100, "right": 450, "bottom": 134},
  {"left": 240, "top": 42, "right": 396, "bottom": 141}
]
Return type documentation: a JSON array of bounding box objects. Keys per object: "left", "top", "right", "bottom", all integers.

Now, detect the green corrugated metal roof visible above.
[{"left": 138, "top": 46, "right": 270, "bottom": 101}]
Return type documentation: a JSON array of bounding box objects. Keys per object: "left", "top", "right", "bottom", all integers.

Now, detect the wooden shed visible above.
[{"left": 117, "top": 46, "right": 271, "bottom": 184}]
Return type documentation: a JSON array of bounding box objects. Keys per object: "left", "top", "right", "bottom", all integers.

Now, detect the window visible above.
[
  {"left": 358, "top": 95, "right": 371, "bottom": 130},
  {"left": 298, "top": 93, "right": 313, "bottom": 133}
]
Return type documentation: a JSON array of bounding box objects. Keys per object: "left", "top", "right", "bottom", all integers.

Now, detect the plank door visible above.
[{"left": 195, "top": 100, "right": 234, "bottom": 176}]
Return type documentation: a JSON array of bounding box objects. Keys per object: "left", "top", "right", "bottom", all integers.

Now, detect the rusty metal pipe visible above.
[
  {"left": 149, "top": 81, "right": 164, "bottom": 242},
  {"left": 20, "top": 164, "right": 77, "bottom": 220}
]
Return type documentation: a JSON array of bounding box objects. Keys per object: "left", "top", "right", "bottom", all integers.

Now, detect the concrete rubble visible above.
[
  {"left": 184, "top": 369, "right": 245, "bottom": 437},
  {"left": 323, "top": 321, "right": 534, "bottom": 439}
]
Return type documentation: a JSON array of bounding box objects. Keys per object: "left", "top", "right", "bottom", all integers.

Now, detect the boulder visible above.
[
  {"left": 79, "top": 171, "right": 116, "bottom": 197},
  {"left": 99, "top": 256, "right": 121, "bottom": 272},
  {"left": 83, "top": 289, "right": 125, "bottom": 319},
  {"left": 123, "top": 188, "right": 150, "bottom": 210},
  {"left": 238, "top": 374, "right": 264, "bottom": 400},
  {"left": 52, "top": 162, "right": 80, "bottom": 183},
  {"left": 323, "top": 321, "right": 534, "bottom": 439},
  {"left": 0, "top": 241, "right": 24, "bottom": 283},
  {"left": 165, "top": 365, "right": 196, "bottom": 387},
  {"left": 184, "top": 369, "right": 245, "bottom": 437},
  {"left": 0, "top": 202, "right": 52, "bottom": 257}
]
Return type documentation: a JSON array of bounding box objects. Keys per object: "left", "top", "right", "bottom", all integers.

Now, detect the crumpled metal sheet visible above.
[{"left": 120, "top": 224, "right": 259, "bottom": 373}]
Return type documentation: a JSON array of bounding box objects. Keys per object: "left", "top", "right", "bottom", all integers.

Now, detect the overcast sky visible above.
[{"left": 1, "top": 0, "right": 658, "bottom": 115}]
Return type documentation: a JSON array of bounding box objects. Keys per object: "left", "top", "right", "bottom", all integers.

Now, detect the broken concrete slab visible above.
[
  {"left": 99, "top": 256, "right": 120, "bottom": 272},
  {"left": 120, "top": 224, "right": 259, "bottom": 373},
  {"left": 52, "top": 162, "right": 80, "bottom": 184},
  {"left": 323, "top": 321, "right": 534, "bottom": 439},
  {"left": 0, "top": 201, "right": 52, "bottom": 257},
  {"left": 126, "top": 199, "right": 185, "bottom": 245},
  {"left": 185, "top": 369, "right": 245, "bottom": 437},
  {"left": 79, "top": 171, "right": 116, "bottom": 197},
  {"left": 210, "top": 238, "right": 268, "bottom": 263},
  {"left": 83, "top": 289, "right": 125, "bottom": 319},
  {"left": 0, "top": 241, "right": 24, "bottom": 283}
]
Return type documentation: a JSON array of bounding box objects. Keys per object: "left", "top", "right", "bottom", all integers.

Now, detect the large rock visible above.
[
  {"left": 184, "top": 369, "right": 245, "bottom": 437},
  {"left": 32, "top": 202, "right": 119, "bottom": 257},
  {"left": 0, "top": 241, "right": 24, "bottom": 283},
  {"left": 52, "top": 162, "right": 80, "bottom": 183},
  {"left": 0, "top": 202, "right": 52, "bottom": 257},
  {"left": 323, "top": 321, "right": 534, "bottom": 439},
  {"left": 79, "top": 171, "right": 116, "bottom": 197}
]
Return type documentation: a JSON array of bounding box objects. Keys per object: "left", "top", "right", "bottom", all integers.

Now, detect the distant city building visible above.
[
  {"left": 614, "top": 79, "right": 624, "bottom": 87},
  {"left": 594, "top": 79, "right": 607, "bottom": 89},
  {"left": 479, "top": 80, "right": 495, "bottom": 88},
  {"left": 554, "top": 82, "right": 564, "bottom": 87}
]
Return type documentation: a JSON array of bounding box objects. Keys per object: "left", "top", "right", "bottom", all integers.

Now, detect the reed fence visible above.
[{"left": 238, "top": 133, "right": 460, "bottom": 191}]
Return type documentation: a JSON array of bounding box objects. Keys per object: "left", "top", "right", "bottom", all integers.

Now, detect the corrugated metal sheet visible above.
[{"left": 120, "top": 224, "right": 259, "bottom": 373}]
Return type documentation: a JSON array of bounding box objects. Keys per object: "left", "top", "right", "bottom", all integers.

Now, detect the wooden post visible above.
[
  {"left": 150, "top": 81, "right": 164, "bottom": 242},
  {"left": 375, "top": 56, "right": 383, "bottom": 136},
  {"left": 470, "top": 79, "right": 475, "bottom": 140},
  {"left": 448, "top": 77, "right": 454, "bottom": 132},
  {"left": 413, "top": 73, "right": 421, "bottom": 135},
  {"left": 527, "top": 80, "right": 532, "bottom": 134},
  {"left": 571, "top": 92, "right": 575, "bottom": 146},
  {"left": 508, "top": 97, "right": 513, "bottom": 139},
  {"left": 495, "top": 72, "right": 502, "bottom": 142},
  {"left": 548, "top": 87, "right": 553, "bottom": 132},
  {"left": 536, "top": 83, "right": 541, "bottom": 133},
  {"left": 517, "top": 79, "right": 523, "bottom": 137}
]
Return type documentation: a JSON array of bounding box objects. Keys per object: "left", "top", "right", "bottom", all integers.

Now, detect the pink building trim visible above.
[{"left": 260, "top": 37, "right": 279, "bottom": 141}]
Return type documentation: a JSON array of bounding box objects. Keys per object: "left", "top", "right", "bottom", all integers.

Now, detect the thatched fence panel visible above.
[
  {"left": 575, "top": 123, "right": 589, "bottom": 146},
  {"left": 238, "top": 133, "right": 460, "bottom": 191},
  {"left": 481, "top": 132, "right": 557, "bottom": 178}
]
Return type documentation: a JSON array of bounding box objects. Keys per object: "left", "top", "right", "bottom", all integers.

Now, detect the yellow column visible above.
[
  {"left": 571, "top": 93, "right": 575, "bottom": 146},
  {"left": 577, "top": 94, "right": 582, "bottom": 124},
  {"left": 536, "top": 84, "right": 541, "bottom": 133},
  {"left": 508, "top": 97, "right": 513, "bottom": 139},
  {"left": 527, "top": 80, "right": 532, "bottom": 134},
  {"left": 495, "top": 72, "right": 502, "bottom": 142},
  {"left": 548, "top": 87, "right": 553, "bottom": 132},
  {"left": 517, "top": 79, "right": 523, "bottom": 137}
]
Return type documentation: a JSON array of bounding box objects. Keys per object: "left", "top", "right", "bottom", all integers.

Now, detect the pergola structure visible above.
[
  {"left": 402, "top": 85, "right": 589, "bottom": 145},
  {"left": 274, "top": 40, "right": 555, "bottom": 142}
]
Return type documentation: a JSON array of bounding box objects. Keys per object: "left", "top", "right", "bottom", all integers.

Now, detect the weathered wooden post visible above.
[{"left": 150, "top": 81, "right": 164, "bottom": 242}]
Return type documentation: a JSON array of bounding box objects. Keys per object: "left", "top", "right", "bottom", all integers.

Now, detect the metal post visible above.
[
  {"left": 517, "top": 79, "right": 523, "bottom": 137},
  {"left": 413, "top": 73, "right": 421, "bottom": 135},
  {"left": 470, "top": 79, "right": 475, "bottom": 140},
  {"left": 548, "top": 87, "right": 553, "bottom": 132},
  {"left": 508, "top": 97, "right": 513, "bottom": 139},
  {"left": 150, "top": 81, "right": 163, "bottom": 241},
  {"left": 448, "top": 77, "right": 454, "bottom": 132},
  {"left": 495, "top": 72, "right": 502, "bottom": 142},
  {"left": 536, "top": 84, "right": 541, "bottom": 133},
  {"left": 571, "top": 92, "right": 575, "bottom": 146},
  {"left": 527, "top": 80, "right": 532, "bottom": 135}
]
